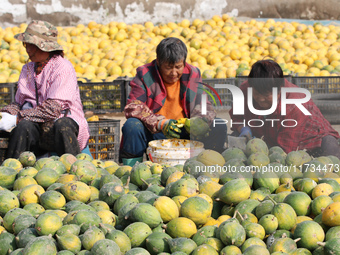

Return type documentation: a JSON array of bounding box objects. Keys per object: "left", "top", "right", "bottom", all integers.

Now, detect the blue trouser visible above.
[{"left": 119, "top": 117, "right": 227, "bottom": 161}]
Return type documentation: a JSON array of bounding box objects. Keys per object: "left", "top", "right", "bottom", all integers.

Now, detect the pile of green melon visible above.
[{"left": 0, "top": 137, "right": 340, "bottom": 255}]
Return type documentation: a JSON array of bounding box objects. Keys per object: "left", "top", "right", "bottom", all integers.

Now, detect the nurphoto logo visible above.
[{"left": 199, "top": 80, "right": 312, "bottom": 128}]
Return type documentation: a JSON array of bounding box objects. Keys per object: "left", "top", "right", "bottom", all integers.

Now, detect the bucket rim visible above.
[{"left": 148, "top": 139, "right": 204, "bottom": 150}]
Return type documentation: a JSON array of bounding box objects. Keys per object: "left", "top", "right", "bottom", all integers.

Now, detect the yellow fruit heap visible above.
[{"left": 0, "top": 16, "right": 339, "bottom": 84}]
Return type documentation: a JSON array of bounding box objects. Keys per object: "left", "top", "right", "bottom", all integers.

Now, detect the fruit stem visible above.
[
  {"left": 237, "top": 210, "right": 245, "bottom": 221},
  {"left": 294, "top": 238, "right": 301, "bottom": 243},
  {"left": 266, "top": 195, "right": 277, "bottom": 205}
]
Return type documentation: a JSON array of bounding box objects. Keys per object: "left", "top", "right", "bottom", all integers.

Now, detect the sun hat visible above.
[{"left": 14, "top": 20, "right": 63, "bottom": 52}]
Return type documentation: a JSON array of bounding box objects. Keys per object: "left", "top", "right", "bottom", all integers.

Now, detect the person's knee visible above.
[
  {"left": 122, "top": 118, "right": 145, "bottom": 136},
  {"left": 16, "top": 119, "right": 35, "bottom": 133},
  {"left": 54, "top": 117, "right": 77, "bottom": 132}
]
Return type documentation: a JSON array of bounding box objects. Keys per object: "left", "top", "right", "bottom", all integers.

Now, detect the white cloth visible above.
[{"left": 0, "top": 112, "right": 17, "bottom": 132}]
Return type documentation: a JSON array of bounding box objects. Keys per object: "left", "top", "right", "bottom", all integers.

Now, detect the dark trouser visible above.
[
  {"left": 6, "top": 117, "right": 80, "bottom": 159},
  {"left": 310, "top": 135, "right": 340, "bottom": 159},
  {"left": 119, "top": 117, "right": 227, "bottom": 161}
]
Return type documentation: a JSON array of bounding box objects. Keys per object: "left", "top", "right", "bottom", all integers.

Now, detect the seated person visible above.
[
  {"left": 120, "top": 37, "right": 227, "bottom": 165},
  {"left": 0, "top": 20, "right": 90, "bottom": 158},
  {"left": 229, "top": 59, "right": 340, "bottom": 158}
]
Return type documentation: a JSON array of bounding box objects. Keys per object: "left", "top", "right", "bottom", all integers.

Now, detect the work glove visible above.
[
  {"left": 175, "top": 118, "right": 189, "bottom": 132},
  {"left": 161, "top": 119, "right": 182, "bottom": 139},
  {"left": 239, "top": 126, "right": 252, "bottom": 141},
  {"left": 0, "top": 112, "right": 17, "bottom": 132}
]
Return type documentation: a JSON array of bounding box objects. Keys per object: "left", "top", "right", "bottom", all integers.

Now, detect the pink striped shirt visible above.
[{"left": 13, "top": 55, "right": 90, "bottom": 150}]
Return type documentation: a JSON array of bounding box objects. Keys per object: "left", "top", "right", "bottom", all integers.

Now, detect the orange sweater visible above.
[{"left": 156, "top": 80, "right": 185, "bottom": 120}]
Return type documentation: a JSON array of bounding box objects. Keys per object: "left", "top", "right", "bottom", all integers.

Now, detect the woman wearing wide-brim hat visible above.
[{"left": 0, "top": 20, "right": 90, "bottom": 158}]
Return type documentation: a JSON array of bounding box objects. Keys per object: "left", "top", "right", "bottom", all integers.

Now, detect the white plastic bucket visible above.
[{"left": 146, "top": 139, "right": 204, "bottom": 166}]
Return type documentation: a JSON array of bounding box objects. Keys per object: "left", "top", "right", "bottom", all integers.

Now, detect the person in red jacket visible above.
[
  {"left": 120, "top": 37, "right": 227, "bottom": 165},
  {"left": 229, "top": 59, "right": 340, "bottom": 158}
]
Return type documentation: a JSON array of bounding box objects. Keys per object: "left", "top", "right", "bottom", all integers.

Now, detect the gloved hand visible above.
[
  {"left": 0, "top": 112, "right": 17, "bottom": 132},
  {"left": 239, "top": 126, "right": 252, "bottom": 141},
  {"left": 161, "top": 119, "right": 182, "bottom": 139}
]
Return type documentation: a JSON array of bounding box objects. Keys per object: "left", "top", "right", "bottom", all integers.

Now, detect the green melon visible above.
[
  {"left": 192, "top": 225, "right": 217, "bottom": 246},
  {"left": 3, "top": 208, "right": 31, "bottom": 233},
  {"left": 244, "top": 222, "right": 266, "bottom": 240},
  {"left": 18, "top": 151, "right": 36, "bottom": 167},
  {"left": 283, "top": 191, "right": 312, "bottom": 216},
  {"left": 218, "top": 220, "right": 246, "bottom": 246},
  {"left": 130, "top": 162, "right": 152, "bottom": 188},
  {"left": 241, "top": 237, "right": 266, "bottom": 252},
  {"left": 0, "top": 166, "right": 17, "bottom": 189},
  {"left": 245, "top": 138, "right": 268, "bottom": 156},
  {"left": 255, "top": 200, "right": 275, "bottom": 219},
  {"left": 56, "top": 233, "right": 82, "bottom": 253},
  {"left": 218, "top": 179, "right": 251, "bottom": 205},
  {"left": 15, "top": 228, "right": 39, "bottom": 249},
  {"left": 128, "top": 203, "right": 163, "bottom": 228},
  {"left": 71, "top": 209, "right": 102, "bottom": 233},
  {"left": 23, "top": 203, "right": 45, "bottom": 218},
  {"left": 34, "top": 157, "right": 54, "bottom": 171},
  {"left": 145, "top": 232, "right": 172, "bottom": 255},
  {"left": 113, "top": 193, "right": 139, "bottom": 215},
  {"left": 56, "top": 224, "right": 81, "bottom": 236},
  {"left": 81, "top": 226, "right": 105, "bottom": 251},
  {"left": 13, "top": 176, "right": 38, "bottom": 191},
  {"left": 196, "top": 149, "right": 225, "bottom": 167},
  {"left": 269, "top": 237, "right": 298, "bottom": 253},
  {"left": 191, "top": 244, "right": 219, "bottom": 255},
  {"left": 60, "top": 181, "right": 91, "bottom": 203},
  {"left": 69, "top": 160, "right": 97, "bottom": 184},
  {"left": 244, "top": 244, "right": 270, "bottom": 255},
  {"left": 42, "top": 160, "right": 67, "bottom": 176},
  {"left": 39, "top": 190, "right": 66, "bottom": 210},
  {"left": 98, "top": 182, "right": 125, "bottom": 207},
  {"left": 253, "top": 171, "right": 280, "bottom": 193},
  {"left": 183, "top": 160, "right": 205, "bottom": 178},
  {"left": 123, "top": 222, "right": 153, "bottom": 248},
  {"left": 0, "top": 231, "right": 17, "bottom": 255},
  {"left": 17, "top": 167, "right": 38, "bottom": 179},
  {"left": 220, "top": 245, "right": 242, "bottom": 255},
  {"left": 258, "top": 214, "right": 278, "bottom": 235},
  {"left": 35, "top": 212, "right": 63, "bottom": 236},
  {"left": 90, "top": 239, "right": 120, "bottom": 255},
  {"left": 325, "top": 226, "right": 340, "bottom": 241},
  {"left": 271, "top": 201, "right": 297, "bottom": 231},
  {"left": 168, "top": 237, "right": 197, "bottom": 254},
  {"left": 294, "top": 221, "right": 325, "bottom": 250},
  {"left": 22, "top": 235, "right": 57, "bottom": 255},
  {"left": 105, "top": 229, "right": 131, "bottom": 254},
  {"left": 180, "top": 196, "right": 211, "bottom": 225},
  {"left": 34, "top": 168, "right": 60, "bottom": 189},
  {"left": 125, "top": 247, "right": 151, "bottom": 255},
  {"left": 12, "top": 214, "right": 36, "bottom": 235},
  {"left": 169, "top": 178, "right": 199, "bottom": 198},
  {"left": 234, "top": 199, "right": 261, "bottom": 215},
  {"left": 0, "top": 189, "right": 19, "bottom": 216},
  {"left": 222, "top": 147, "right": 247, "bottom": 163}
]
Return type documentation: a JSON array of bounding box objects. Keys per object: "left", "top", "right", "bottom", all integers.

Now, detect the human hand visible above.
[
  {"left": 239, "top": 126, "right": 252, "bottom": 141},
  {"left": 0, "top": 112, "right": 17, "bottom": 132},
  {"left": 162, "top": 119, "right": 182, "bottom": 139}
]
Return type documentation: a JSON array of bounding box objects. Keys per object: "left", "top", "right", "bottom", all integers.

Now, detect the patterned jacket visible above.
[
  {"left": 2, "top": 55, "right": 90, "bottom": 150},
  {"left": 124, "top": 60, "right": 216, "bottom": 133}
]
